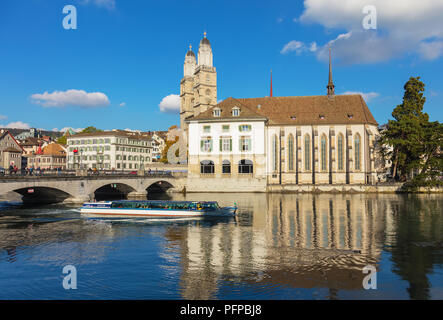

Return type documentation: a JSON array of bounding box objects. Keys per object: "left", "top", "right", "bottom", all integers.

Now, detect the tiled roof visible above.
[
  {"left": 189, "top": 97, "right": 267, "bottom": 121},
  {"left": 68, "top": 130, "right": 151, "bottom": 141},
  {"left": 189, "top": 95, "right": 378, "bottom": 126},
  {"left": 42, "top": 143, "right": 66, "bottom": 156}
]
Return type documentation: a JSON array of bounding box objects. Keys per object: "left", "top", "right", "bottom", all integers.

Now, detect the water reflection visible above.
[
  {"left": 162, "top": 193, "right": 442, "bottom": 299},
  {"left": 0, "top": 193, "right": 442, "bottom": 299}
]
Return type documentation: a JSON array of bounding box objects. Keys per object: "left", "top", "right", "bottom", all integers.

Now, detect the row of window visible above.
[
  {"left": 200, "top": 160, "right": 253, "bottom": 174},
  {"left": 212, "top": 106, "right": 241, "bottom": 117},
  {"left": 116, "top": 146, "right": 151, "bottom": 153},
  {"left": 69, "top": 146, "right": 111, "bottom": 152},
  {"left": 201, "top": 137, "right": 252, "bottom": 152},
  {"left": 116, "top": 155, "right": 150, "bottom": 162},
  {"left": 68, "top": 138, "right": 150, "bottom": 147},
  {"left": 202, "top": 124, "right": 251, "bottom": 133},
  {"left": 272, "top": 133, "right": 362, "bottom": 172},
  {"left": 28, "top": 157, "right": 65, "bottom": 163}
]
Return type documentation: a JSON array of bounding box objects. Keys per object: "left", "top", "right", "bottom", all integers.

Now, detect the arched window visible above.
[
  {"left": 321, "top": 134, "right": 327, "bottom": 171},
  {"left": 200, "top": 160, "right": 214, "bottom": 174},
  {"left": 337, "top": 134, "right": 344, "bottom": 171},
  {"left": 304, "top": 134, "right": 311, "bottom": 171},
  {"left": 272, "top": 134, "right": 278, "bottom": 172},
  {"left": 354, "top": 134, "right": 361, "bottom": 171},
  {"left": 288, "top": 134, "right": 294, "bottom": 171},
  {"left": 238, "top": 159, "right": 253, "bottom": 174},
  {"left": 222, "top": 160, "right": 231, "bottom": 174}
]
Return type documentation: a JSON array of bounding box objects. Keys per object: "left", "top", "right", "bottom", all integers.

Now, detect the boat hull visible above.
[{"left": 80, "top": 207, "right": 236, "bottom": 218}]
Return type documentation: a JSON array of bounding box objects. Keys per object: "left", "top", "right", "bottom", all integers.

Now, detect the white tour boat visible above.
[{"left": 80, "top": 200, "right": 237, "bottom": 218}]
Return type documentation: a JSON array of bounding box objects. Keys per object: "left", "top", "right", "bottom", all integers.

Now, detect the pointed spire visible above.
[
  {"left": 270, "top": 69, "right": 273, "bottom": 97},
  {"left": 327, "top": 47, "right": 335, "bottom": 97}
]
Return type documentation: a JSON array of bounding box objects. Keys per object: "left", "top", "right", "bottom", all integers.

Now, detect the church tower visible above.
[
  {"left": 193, "top": 32, "right": 217, "bottom": 116},
  {"left": 180, "top": 45, "right": 196, "bottom": 130}
]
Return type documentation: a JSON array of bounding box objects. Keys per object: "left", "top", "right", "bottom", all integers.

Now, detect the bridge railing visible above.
[{"left": 0, "top": 169, "right": 187, "bottom": 180}]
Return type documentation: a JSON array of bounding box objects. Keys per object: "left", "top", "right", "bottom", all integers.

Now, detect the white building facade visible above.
[{"left": 66, "top": 131, "right": 153, "bottom": 170}]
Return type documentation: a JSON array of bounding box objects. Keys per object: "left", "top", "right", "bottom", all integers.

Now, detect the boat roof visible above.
[
  {"left": 85, "top": 200, "right": 218, "bottom": 204},
  {"left": 111, "top": 200, "right": 218, "bottom": 204}
]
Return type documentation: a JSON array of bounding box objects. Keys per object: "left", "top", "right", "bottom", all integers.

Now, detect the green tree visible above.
[
  {"left": 81, "top": 126, "right": 102, "bottom": 133},
  {"left": 57, "top": 135, "right": 67, "bottom": 145},
  {"left": 381, "top": 76, "right": 442, "bottom": 188}
]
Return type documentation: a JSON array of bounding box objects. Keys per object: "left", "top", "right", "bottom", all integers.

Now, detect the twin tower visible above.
[{"left": 180, "top": 32, "right": 217, "bottom": 130}]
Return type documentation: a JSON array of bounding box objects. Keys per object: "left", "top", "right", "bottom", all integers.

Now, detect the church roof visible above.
[
  {"left": 189, "top": 97, "right": 267, "bottom": 122},
  {"left": 189, "top": 95, "right": 378, "bottom": 126}
]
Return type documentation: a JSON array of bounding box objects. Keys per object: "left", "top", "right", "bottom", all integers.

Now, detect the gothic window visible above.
[
  {"left": 288, "top": 134, "right": 294, "bottom": 171},
  {"left": 337, "top": 134, "right": 344, "bottom": 171},
  {"left": 321, "top": 134, "right": 327, "bottom": 171},
  {"left": 355, "top": 134, "right": 361, "bottom": 171},
  {"left": 272, "top": 134, "right": 278, "bottom": 172},
  {"left": 304, "top": 134, "right": 311, "bottom": 171}
]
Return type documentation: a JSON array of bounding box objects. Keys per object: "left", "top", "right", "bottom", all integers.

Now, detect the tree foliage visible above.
[
  {"left": 81, "top": 126, "right": 102, "bottom": 133},
  {"left": 380, "top": 77, "right": 442, "bottom": 189},
  {"left": 56, "top": 135, "right": 67, "bottom": 145}
]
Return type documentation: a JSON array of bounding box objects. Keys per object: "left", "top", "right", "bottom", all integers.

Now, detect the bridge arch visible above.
[
  {"left": 91, "top": 182, "right": 138, "bottom": 201},
  {"left": 13, "top": 186, "right": 74, "bottom": 204},
  {"left": 146, "top": 180, "right": 175, "bottom": 193}
]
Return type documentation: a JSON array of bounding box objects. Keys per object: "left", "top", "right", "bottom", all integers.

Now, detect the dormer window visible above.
[
  {"left": 213, "top": 108, "right": 221, "bottom": 117},
  {"left": 232, "top": 107, "right": 240, "bottom": 117},
  {"left": 319, "top": 114, "right": 325, "bottom": 120},
  {"left": 347, "top": 113, "right": 354, "bottom": 119},
  {"left": 290, "top": 115, "right": 296, "bottom": 120}
]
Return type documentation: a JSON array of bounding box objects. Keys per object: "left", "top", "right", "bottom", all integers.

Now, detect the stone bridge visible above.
[{"left": 0, "top": 173, "right": 187, "bottom": 203}]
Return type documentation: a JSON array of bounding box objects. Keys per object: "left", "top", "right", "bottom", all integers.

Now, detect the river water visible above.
[{"left": 0, "top": 192, "right": 442, "bottom": 300}]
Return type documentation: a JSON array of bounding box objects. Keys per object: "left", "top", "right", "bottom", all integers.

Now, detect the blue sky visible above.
[{"left": 0, "top": 0, "right": 442, "bottom": 132}]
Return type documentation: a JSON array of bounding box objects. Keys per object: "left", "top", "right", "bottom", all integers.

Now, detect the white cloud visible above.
[
  {"left": 0, "top": 121, "right": 31, "bottom": 129},
  {"left": 80, "top": 0, "right": 116, "bottom": 10},
  {"left": 342, "top": 91, "right": 380, "bottom": 102},
  {"left": 30, "top": 89, "right": 110, "bottom": 108},
  {"left": 159, "top": 94, "right": 180, "bottom": 113},
  {"left": 294, "top": 0, "right": 443, "bottom": 64},
  {"left": 119, "top": 102, "right": 126, "bottom": 107},
  {"left": 418, "top": 40, "right": 443, "bottom": 61},
  {"left": 277, "top": 17, "right": 284, "bottom": 23},
  {"left": 0, "top": 115, "right": 7, "bottom": 120},
  {"left": 281, "top": 40, "right": 306, "bottom": 54}
]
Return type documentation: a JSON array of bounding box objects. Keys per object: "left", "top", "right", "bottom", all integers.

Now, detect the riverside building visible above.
[
  {"left": 181, "top": 35, "right": 380, "bottom": 192},
  {"left": 66, "top": 130, "right": 153, "bottom": 170}
]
